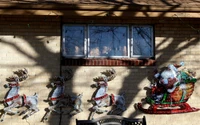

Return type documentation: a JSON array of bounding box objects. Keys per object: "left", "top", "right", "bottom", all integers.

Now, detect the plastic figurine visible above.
[
  {"left": 0, "top": 69, "right": 39, "bottom": 121},
  {"left": 42, "top": 69, "right": 83, "bottom": 121},
  {"left": 135, "top": 62, "right": 199, "bottom": 114},
  {"left": 89, "top": 68, "right": 126, "bottom": 120}
]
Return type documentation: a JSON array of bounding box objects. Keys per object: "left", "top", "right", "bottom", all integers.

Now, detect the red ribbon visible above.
[
  {"left": 93, "top": 94, "right": 108, "bottom": 101},
  {"left": 50, "top": 94, "right": 64, "bottom": 101},
  {"left": 4, "top": 94, "right": 20, "bottom": 102}
]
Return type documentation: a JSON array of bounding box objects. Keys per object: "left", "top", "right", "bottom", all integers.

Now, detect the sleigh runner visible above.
[{"left": 136, "top": 62, "right": 200, "bottom": 114}]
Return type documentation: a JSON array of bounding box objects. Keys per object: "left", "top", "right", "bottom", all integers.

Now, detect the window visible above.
[{"left": 62, "top": 24, "right": 154, "bottom": 59}]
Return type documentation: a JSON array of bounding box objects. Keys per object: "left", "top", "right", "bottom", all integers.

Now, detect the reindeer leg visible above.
[
  {"left": 90, "top": 107, "right": 108, "bottom": 120},
  {"left": 3, "top": 103, "right": 20, "bottom": 115},
  {"left": 0, "top": 102, "right": 20, "bottom": 122},
  {"left": 19, "top": 108, "right": 29, "bottom": 116},
  {"left": 43, "top": 104, "right": 61, "bottom": 121},
  {"left": 109, "top": 107, "right": 119, "bottom": 115},
  {"left": 68, "top": 102, "right": 83, "bottom": 117},
  {"left": 90, "top": 109, "right": 96, "bottom": 120},
  {"left": 0, "top": 111, "right": 7, "bottom": 122},
  {"left": 67, "top": 109, "right": 75, "bottom": 117},
  {"left": 23, "top": 107, "right": 39, "bottom": 119},
  {"left": 43, "top": 108, "right": 52, "bottom": 121},
  {"left": 43, "top": 102, "right": 62, "bottom": 121},
  {"left": 95, "top": 103, "right": 108, "bottom": 113},
  {"left": 52, "top": 99, "right": 68, "bottom": 114},
  {"left": 89, "top": 106, "right": 97, "bottom": 120},
  {"left": 90, "top": 105, "right": 107, "bottom": 120},
  {"left": 22, "top": 108, "right": 31, "bottom": 119},
  {"left": 68, "top": 108, "right": 83, "bottom": 117},
  {"left": 51, "top": 105, "right": 62, "bottom": 114},
  {"left": 110, "top": 104, "right": 126, "bottom": 115}
]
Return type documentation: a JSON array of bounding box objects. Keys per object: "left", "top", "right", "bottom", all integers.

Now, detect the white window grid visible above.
[{"left": 62, "top": 24, "right": 154, "bottom": 59}]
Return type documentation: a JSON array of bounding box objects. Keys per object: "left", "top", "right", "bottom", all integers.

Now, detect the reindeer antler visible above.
[
  {"left": 62, "top": 68, "right": 74, "bottom": 81},
  {"left": 13, "top": 68, "right": 29, "bottom": 81},
  {"left": 102, "top": 68, "right": 116, "bottom": 81},
  {"left": 93, "top": 68, "right": 116, "bottom": 82},
  {"left": 93, "top": 75, "right": 108, "bottom": 82}
]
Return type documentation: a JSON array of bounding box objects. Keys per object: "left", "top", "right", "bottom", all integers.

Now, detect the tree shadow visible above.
[{"left": 0, "top": 0, "right": 200, "bottom": 125}]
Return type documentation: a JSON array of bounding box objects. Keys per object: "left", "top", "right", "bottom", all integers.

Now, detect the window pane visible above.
[
  {"left": 89, "top": 25, "right": 128, "bottom": 57},
  {"left": 63, "top": 25, "right": 84, "bottom": 56},
  {"left": 132, "top": 26, "right": 153, "bottom": 57}
]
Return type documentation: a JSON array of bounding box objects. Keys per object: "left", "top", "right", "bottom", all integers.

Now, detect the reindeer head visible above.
[
  {"left": 6, "top": 75, "right": 19, "bottom": 82},
  {"left": 102, "top": 68, "right": 116, "bottom": 81},
  {"left": 54, "top": 76, "right": 64, "bottom": 82}
]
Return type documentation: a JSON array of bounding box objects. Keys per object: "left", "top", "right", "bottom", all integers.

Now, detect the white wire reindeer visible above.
[
  {"left": 43, "top": 69, "right": 83, "bottom": 121},
  {"left": 89, "top": 68, "right": 126, "bottom": 120},
  {"left": 0, "top": 68, "right": 39, "bottom": 122},
  {"left": 3, "top": 68, "right": 28, "bottom": 105}
]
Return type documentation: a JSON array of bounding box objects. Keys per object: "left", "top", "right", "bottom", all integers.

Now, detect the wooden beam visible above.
[
  {"left": 0, "top": 9, "right": 200, "bottom": 18},
  {"left": 0, "top": 3, "right": 200, "bottom": 12}
]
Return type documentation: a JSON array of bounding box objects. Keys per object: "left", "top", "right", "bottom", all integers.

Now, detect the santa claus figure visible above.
[{"left": 154, "top": 61, "right": 184, "bottom": 93}]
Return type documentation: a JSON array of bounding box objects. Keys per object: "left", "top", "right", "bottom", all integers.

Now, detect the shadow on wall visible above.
[{"left": 0, "top": 1, "right": 200, "bottom": 125}]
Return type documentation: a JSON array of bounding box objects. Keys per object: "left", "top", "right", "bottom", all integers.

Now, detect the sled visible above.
[{"left": 136, "top": 63, "right": 200, "bottom": 114}]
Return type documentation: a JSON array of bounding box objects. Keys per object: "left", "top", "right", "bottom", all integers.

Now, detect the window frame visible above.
[
  {"left": 130, "top": 25, "right": 154, "bottom": 58},
  {"left": 62, "top": 24, "right": 154, "bottom": 59},
  {"left": 62, "top": 24, "right": 86, "bottom": 58}
]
